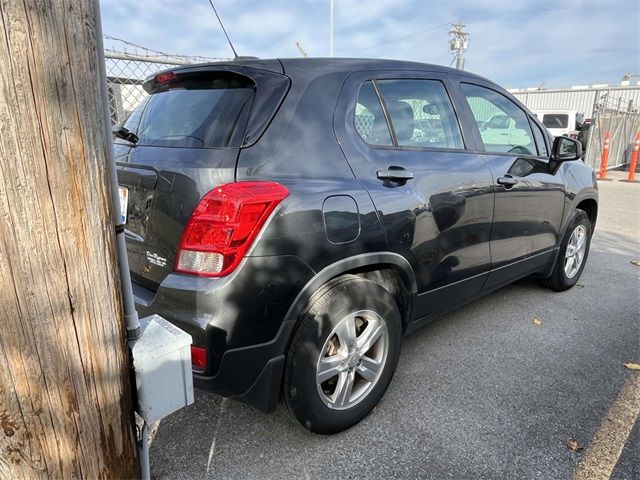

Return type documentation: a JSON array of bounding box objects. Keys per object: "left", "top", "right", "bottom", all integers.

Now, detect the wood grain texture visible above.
[{"left": 0, "top": 0, "right": 139, "bottom": 478}]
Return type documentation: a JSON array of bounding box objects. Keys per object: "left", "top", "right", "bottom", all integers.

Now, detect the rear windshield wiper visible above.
[{"left": 113, "top": 126, "right": 139, "bottom": 145}]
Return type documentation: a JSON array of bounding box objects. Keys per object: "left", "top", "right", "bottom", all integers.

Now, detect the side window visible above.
[
  {"left": 461, "top": 83, "right": 536, "bottom": 155},
  {"left": 354, "top": 81, "right": 393, "bottom": 146},
  {"left": 542, "top": 114, "right": 568, "bottom": 129},
  {"left": 531, "top": 120, "right": 548, "bottom": 157},
  {"left": 375, "top": 79, "right": 464, "bottom": 149}
]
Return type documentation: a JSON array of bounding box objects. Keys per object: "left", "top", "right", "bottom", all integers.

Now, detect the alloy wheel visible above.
[
  {"left": 564, "top": 224, "right": 587, "bottom": 279},
  {"left": 315, "top": 310, "right": 388, "bottom": 410}
]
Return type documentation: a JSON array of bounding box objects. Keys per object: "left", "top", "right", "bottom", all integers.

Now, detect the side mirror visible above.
[{"left": 552, "top": 136, "right": 582, "bottom": 161}]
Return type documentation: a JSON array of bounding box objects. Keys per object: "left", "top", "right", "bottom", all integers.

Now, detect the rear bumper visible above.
[
  {"left": 192, "top": 320, "right": 297, "bottom": 412},
  {"left": 132, "top": 255, "right": 314, "bottom": 412}
]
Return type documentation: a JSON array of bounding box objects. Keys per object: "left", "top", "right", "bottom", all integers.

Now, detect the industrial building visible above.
[{"left": 509, "top": 82, "right": 640, "bottom": 118}]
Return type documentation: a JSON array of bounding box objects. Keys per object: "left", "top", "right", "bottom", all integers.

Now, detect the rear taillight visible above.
[
  {"left": 175, "top": 181, "right": 289, "bottom": 277},
  {"left": 155, "top": 71, "right": 176, "bottom": 83},
  {"left": 191, "top": 346, "right": 207, "bottom": 370}
]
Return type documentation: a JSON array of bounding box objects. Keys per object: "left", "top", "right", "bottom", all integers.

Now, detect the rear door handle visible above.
[
  {"left": 497, "top": 175, "right": 518, "bottom": 188},
  {"left": 376, "top": 168, "right": 414, "bottom": 181}
]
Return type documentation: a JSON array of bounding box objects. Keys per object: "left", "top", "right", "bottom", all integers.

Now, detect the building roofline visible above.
[{"left": 508, "top": 84, "right": 640, "bottom": 94}]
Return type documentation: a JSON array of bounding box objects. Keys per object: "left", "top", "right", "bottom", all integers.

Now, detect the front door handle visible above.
[
  {"left": 497, "top": 175, "right": 518, "bottom": 188},
  {"left": 376, "top": 168, "right": 414, "bottom": 182}
]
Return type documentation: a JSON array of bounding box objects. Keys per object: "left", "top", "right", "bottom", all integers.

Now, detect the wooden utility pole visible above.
[{"left": 0, "top": 1, "right": 139, "bottom": 478}]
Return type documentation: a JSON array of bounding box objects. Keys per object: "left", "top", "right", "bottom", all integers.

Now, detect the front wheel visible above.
[
  {"left": 283, "top": 275, "right": 402, "bottom": 434},
  {"left": 542, "top": 209, "right": 592, "bottom": 291}
]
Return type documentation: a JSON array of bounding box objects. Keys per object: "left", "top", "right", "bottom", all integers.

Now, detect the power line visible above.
[
  {"left": 333, "top": 0, "right": 628, "bottom": 58},
  {"left": 338, "top": 22, "right": 448, "bottom": 56},
  {"left": 340, "top": 0, "right": 631, "bottom": 57},
  {"left": 460, "top": 0, "right": 632, "bottom": 25},
  {"left": 207, "top": 0, "right": 239, "bottom": 60}
]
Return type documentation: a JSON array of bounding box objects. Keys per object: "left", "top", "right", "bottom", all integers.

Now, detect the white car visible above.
[{"left": 478, "top": 113, "right": 536, "bottom": 154}]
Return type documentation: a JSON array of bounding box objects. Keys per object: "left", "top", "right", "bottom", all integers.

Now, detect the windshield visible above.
[
  {"left": 121, "top": 75, "right": 255, "bottom": 148},
  {"left": 542, "top": 114, "right": 569, "bottom": 129}
]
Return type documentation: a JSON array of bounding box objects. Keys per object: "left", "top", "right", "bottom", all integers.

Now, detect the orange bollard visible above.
[
  {"left": 599, "top": 131, "right": 610, "bottom": 180},
  {"left": 627, "top": 131, "right": 640, "bottom": 182}
]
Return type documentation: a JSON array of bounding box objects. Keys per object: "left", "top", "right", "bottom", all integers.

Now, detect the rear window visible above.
[
  {"left": 122, "top": 74, "right": 255, "bottom": 148},
  {"left": 542, "top": 114, "right": 569, "bottom": 129}
]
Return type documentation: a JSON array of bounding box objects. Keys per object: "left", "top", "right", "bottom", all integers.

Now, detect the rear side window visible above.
[
  {"left": 542, "top": 114, "right": 569, "bottom": 129},
  {"left": 375, "top": 79, "right": 464, "bottom": 149},
  {"left": 123, "top": 74, "right": 254, "bottom": 148},
  {"left": 354, "top": 81, "right": 393, "bottom": 146},
  {"left": 461, "top": 83, "right": 536, "bottom": 155}
]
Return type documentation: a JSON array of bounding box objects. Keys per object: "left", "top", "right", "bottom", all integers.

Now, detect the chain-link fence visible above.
[
  {"left": 105, "top": 46, "right": 230, "bottom": 127},
  {"left": 583, "top": 93, "right": 640, "bottom": 171},
  {"left": 355, "top": 99, "right": 453, "bottom": 142},
  {"left": 105, "top": 52, "right": 193, "bottom": 126}
]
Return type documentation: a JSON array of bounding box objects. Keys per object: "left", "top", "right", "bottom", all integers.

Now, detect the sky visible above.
[{"left": 100, "top": 0, "right": 640, "bottom": 88}]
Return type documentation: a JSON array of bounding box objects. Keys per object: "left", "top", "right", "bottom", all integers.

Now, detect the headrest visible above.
[{"left": 387, "top": 100, "right": 414, "bottom": 142}]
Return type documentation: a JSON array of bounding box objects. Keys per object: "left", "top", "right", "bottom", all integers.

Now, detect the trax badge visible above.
[{"left": 146, "top": 251, "right": 167, "bottom": 267}]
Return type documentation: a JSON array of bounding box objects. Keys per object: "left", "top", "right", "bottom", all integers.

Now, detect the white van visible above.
[{"left": 531, "top": 110, "right": 585, "bottom": 138}]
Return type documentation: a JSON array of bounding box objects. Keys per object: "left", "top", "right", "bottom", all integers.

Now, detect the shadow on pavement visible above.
[{"left": 149, "top": 228, "right": 639, "bottom": 480}]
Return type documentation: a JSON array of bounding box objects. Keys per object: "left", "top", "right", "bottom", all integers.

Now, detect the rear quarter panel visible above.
[{"left": 236, "top": 64, "right": 389, "bottom": 272}]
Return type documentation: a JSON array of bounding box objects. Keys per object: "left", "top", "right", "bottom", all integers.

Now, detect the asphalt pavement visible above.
[{"left": 150, "top": 172, "right": 639, "bottom": 479}]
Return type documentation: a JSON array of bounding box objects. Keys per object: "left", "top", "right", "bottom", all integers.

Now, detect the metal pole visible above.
[
  {"left": 93, "top": 1, "right": 141, "bottom": 342},
  {"left": 140, "top": 422, "right": 151, "bottom": 480},
  {"left": 329, "top": 0, "right": 334, "bottom": 57},
  {"left": 449, "top": 22, "right": 468, "bottom": 70},
  {"left": 609, "top": 107, "right": 628, "bottom": 169},
  {"left": 585, "top": 91, "right": 600, "bottom": 168},
  {"left": 595, "top": 93, "right": 608, "bottom": 170},
  {"left": 93, "top": 1, "right": 146, "bottom": 477}
]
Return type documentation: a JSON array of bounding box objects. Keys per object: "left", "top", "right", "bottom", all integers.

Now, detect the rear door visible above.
[
  {"left": 456, "top": 81, "right": 565, "bottom": 288},
  {"left": 335, "top": 71, "right": 495, "bottom": 322},
  {"left": 115, "top": 66, "right": 289, "bottom": 291}
]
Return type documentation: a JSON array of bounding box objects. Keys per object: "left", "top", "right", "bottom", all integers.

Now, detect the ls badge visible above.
[{"left": 146, "top": 251, "right": 167, "bottom": 267}]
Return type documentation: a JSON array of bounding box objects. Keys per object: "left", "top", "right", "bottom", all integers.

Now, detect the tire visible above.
[
  {"left": 283, "top": 275, "right": 402, "bottom": 434},
  {"left": 542, "top": 209, "right": 592, "bottom": 291}
]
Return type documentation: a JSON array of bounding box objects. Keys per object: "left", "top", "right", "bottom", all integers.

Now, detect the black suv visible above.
[{"left": 115, "top": 59, "right": 598, "bottom": 434}]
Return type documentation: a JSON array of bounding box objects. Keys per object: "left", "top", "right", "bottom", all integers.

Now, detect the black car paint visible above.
[
  {"left": 117, "top": 58, "right": 597, "bottom": 412},
  {"left": 334, "top": 70, "right": 496, "bottom": 319}
]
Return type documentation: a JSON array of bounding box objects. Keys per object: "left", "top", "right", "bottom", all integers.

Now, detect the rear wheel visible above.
[
  {"left": 283, "top": 275, "right": 402, "bottom": 434},
  {"left": 542, "top": 209, "right": 592, "bottom": 291}
]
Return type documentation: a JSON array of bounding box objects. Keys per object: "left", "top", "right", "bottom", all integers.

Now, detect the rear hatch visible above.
[{"left": 115, "top": 64, "right": 289, "bottom": 291}]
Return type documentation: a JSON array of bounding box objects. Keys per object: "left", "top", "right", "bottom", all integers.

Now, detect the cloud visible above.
[{"left": 99, "top": 0, "right": 640, "bottom": 87}]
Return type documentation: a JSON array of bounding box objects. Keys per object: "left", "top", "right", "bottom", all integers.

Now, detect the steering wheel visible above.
[{"left": 507, "top": 145, "right": 532, "bottom": 155}]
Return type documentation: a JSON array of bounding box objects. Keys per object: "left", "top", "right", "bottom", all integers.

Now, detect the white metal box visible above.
[{"left": 132, "top": 314, "right": 194, "bottom": 423}]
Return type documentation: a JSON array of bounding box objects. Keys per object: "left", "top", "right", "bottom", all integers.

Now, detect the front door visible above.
[
  {"left": 456, "top": 81, "right": 565, "bottom": 289},
  {"left": 335, "top": 72, "right": 495, "bottom": 322}
]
